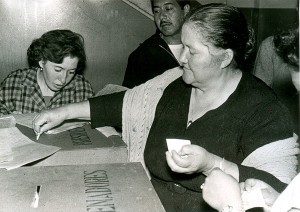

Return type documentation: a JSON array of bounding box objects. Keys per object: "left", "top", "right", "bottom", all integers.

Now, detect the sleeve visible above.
[
  {"left": 0, "top": 90, "right": 10, "bottom": 115},
  {"left": 89, "top": 91, "right": 126, "bottom": 129},
  {"left": 252, "top": 37, "right": 275, "bottom": 86},
  {"left": 237, "top": 100, "right": 294, "bottom": 192},
  {"left": 0, "top": 73, "right": 19, "bottom": 115},
  {"left": 122, "top": 50, "right": 141, "bottom": 89}
]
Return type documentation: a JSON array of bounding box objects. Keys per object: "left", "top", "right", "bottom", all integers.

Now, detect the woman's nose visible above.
[
  {"left": 179, "top": 49, "right": 188, "bottom": 65},
  {"left": 58, "top": 71, "right": 67, "bottom": 84}
]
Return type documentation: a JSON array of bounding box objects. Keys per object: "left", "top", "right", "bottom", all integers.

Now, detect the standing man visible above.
[{"left": 122, "top": 0, "right": 191, "bottom": 88}]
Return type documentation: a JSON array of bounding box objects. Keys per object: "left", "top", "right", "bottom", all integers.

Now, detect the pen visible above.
[
  {"left": 31, "top": 185, "right": 41, "bottom": 208},
  {"left": 36, "top": 132, "right": 41, "bottom": 141}
]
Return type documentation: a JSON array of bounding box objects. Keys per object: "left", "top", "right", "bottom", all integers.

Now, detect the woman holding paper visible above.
[
  {"left": 0, "top": 29, "right": 94, "bottom": 115},
  {"left": 33, "top": 4, "right": 298, "bottom": 211}
]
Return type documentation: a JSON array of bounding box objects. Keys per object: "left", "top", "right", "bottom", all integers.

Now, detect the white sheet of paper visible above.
[
  {"left": 242, "top": 187, "right": 269, "bottom": 210},
  {"left": 12, "top": 113, "right": 37, "bottom": 128},
  {"left": 0, "top": 127, "right": 60, "bottom": 170},
  {"left": 166, "top": 139, "right": 191, "bottom": 154},
  {"left": 96, "top": 126, "right": 121, "bottom": 138},
  {"left": 0, "top": 115, "right": 16, "bottom": 128},
  {"left": 96, "top": 84, "right": 128, "bottom": 96}
]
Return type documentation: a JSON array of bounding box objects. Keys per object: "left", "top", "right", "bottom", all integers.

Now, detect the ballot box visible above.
[
  {"left": 17, "top": 124, "right": 128, "bottom": 166},
  {"left": 0, "top": 162, "right": 166, "bottom": 212}
]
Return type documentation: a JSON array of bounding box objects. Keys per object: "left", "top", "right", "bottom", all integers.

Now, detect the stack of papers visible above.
[
  {"left": 0, "top": 141, "right": 13, "bottom": 163},
  {"left": 0, "top": 127, "right": 60, "bottom": 170}
]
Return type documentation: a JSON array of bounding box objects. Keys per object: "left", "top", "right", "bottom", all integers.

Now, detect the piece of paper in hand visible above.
[
  {"left": 166, "top": 139, "right": 191, "bottom": 155},
  {"left": 242, "top": 187, "right": 270, "bottom": 210}
]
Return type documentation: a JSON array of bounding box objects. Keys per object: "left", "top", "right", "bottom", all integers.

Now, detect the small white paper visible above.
[
  {"left": 166, "top": 139, "right": 191, "bottom": 155},
  {"left": 242, "top": 188, "right": 269, "bottom": 210}
]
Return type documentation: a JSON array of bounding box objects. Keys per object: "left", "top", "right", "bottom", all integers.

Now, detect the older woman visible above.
[
  {"left": 33, "top": 4, "right": 297, "bottom": 211},
  {"left": 0, "top": 29, "right": 94, "bottom": 115}
]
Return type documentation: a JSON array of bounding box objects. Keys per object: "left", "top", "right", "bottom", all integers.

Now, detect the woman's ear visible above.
[
  {"left": 221, "top": 49, "right": 234, "bottom": 68},
  {"left": 38, "top": 60, "right": 44, "bottom": 69},
  {"left": 183, "top": 4, "right": 190, "bottom": 16}
]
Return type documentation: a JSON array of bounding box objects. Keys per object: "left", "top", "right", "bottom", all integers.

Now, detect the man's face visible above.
[{"left": 152, "top": 0, "right": 187, "bottom": 37}]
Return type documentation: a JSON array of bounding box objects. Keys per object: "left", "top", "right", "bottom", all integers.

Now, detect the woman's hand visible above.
[
  {"left": 202, "top": 168, "right": 243, "bottom": 211},
  {"left": 33, "top": 100, "right": 91, "bottom": 135},
  {"left": 33, "top": 107, "right": 67, "bottom": 134},
  {"left": 165, "top": 144, "right": 216, "bottom": 174},
  {"left": 242, "top": 178, "right": 279, "bottom": 207}
]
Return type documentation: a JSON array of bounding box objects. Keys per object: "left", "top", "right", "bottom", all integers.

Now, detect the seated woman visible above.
[
  {"left": 33, "top": 4, "right": 296, "bottom": 211},
  {"left": 0, "top": 29, "right": 94, "bottom": 115},
  {"left": 253, "top": 26, "right": 299, "bottom": 134}
]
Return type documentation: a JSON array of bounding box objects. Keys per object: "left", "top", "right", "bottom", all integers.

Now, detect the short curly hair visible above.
[
  {"left": 27, "top": 29, "right": 86, "bottom": 74},
  {"left": 274, "top": 26, "right": 299, "bottom": 68}
]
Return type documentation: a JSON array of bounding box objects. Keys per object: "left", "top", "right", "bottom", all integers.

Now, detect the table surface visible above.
[{"left": 0, "top": 162, "right": 165, "bottom": 212}]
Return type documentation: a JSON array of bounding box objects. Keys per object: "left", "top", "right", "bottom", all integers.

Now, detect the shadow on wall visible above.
[{"left": 0, "top": 0, "right": 155, "bottom": 93}]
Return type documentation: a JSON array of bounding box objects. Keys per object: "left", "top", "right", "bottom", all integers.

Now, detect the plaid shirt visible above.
[{"left": 0, "top": 68, "right": 94, "bottom": 115}]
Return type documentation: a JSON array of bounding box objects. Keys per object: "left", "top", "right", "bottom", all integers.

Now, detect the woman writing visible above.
[
  {"left": 0, "top": 29, "right": 94, "bottom": 115},
  {"left": 33, "top": 4, "right": 297, "bottom": 211}
]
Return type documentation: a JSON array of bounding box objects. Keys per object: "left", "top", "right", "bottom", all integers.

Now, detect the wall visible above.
[
  {"left": 0, "top": 0, "right": 298, "bottom": 92},
  {"left": 0, "top": 0, "right": 155, "bottom": 93}
]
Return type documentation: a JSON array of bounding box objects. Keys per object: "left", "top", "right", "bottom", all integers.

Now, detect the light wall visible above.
[
  {"left": 0, "top": 0, "right": 298, "bottom": 92},
  {"left": 0, "top": 0, "right": 155, "bottom": 93}
]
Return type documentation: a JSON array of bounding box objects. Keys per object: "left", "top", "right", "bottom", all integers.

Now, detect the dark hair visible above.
[
  {"left": 27, "top": 29, "right": 86, "bottom": 74},
  {"left": 274, "top": 26, "right": 299, "bottom": 68},
  {"left": 185, "top": 3, "right": 255, "bottom": 71},
  {"left": 150, "top": 0, "right": 191, "bottom": 10}
]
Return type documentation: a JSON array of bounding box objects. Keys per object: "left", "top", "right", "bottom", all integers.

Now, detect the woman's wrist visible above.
[
  {"left": 202, "top": 154, "right": 239, "bottom": 181},
  {"left": 64, "top": 101, "right": 90, "bottom": 120},
  {"left": 203, "top": 154, "right": 223, "bottom": 176}
]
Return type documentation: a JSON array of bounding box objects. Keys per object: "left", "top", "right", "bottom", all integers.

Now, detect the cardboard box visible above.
[
  {"left": 0, "top": 162, "right": 165, "bottom": 212},
  {"left": 17, "top": 124, "right": 128, "bottom": 166}
]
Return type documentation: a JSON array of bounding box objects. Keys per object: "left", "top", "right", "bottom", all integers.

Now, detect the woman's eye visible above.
[
  {"left": 54, "top": 69, "right": 62, "bottom": 72},
  {"left": 69, "top": 71, "right": 75, "bottom": 75}
]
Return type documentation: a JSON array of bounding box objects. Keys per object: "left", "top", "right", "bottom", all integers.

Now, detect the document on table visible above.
[
  {"left": 0, "top": 141, "right": 13, "bottom": 163},
  {"left": 12, "top": 113, "right": 87, "bottom": 134},
  {"left": 12, "top": 113, "right": 37, "bottom": 129},
  {"left": 0, "top": 127, "right": 60, "bottom": 170},
  {"left": 96, "top": 126, "right": 121, "bottom": 137}
]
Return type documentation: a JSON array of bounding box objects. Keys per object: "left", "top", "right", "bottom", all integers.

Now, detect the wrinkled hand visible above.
[
  {"left": 202, "top": 168, "right": 243, "bottom": 211},
  {"left": 241, "top": 178, "right": 279, "bottom": 207},
  {"left": 165, "top": 144, "right": 215, "bottom": 174},
  {"left": 33, "top": 107, "right": 67, "bottom": 134}
]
